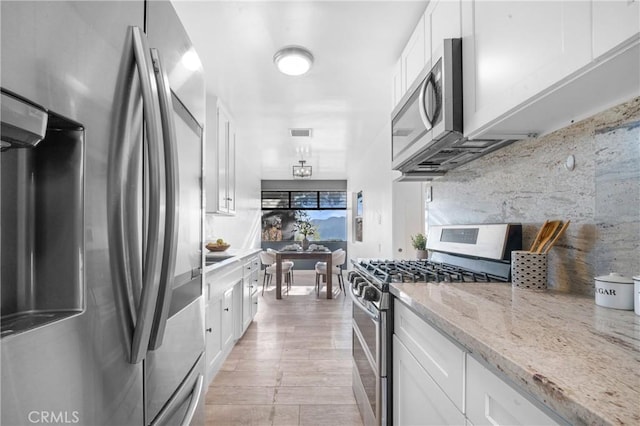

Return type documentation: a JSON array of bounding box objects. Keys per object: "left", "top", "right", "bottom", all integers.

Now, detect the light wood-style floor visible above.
[{"left": 205, "top": 270, "right": 363, "bottom": 425}]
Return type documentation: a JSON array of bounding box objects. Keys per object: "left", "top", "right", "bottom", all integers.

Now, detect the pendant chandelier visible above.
[{"left": 292, "top": 160, "right": 312, "bottom": 178}]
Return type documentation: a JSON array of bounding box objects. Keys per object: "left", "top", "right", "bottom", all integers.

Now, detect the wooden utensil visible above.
[
  {"left": 533, "top": 220, "right": 562, "bottom": 254},
  {"left": 529, "top": 220, "right": 550, "bottom": 251},
  {"left": 540, "top": 220, "right": 570, "bottom": 254},
  {"left": 530, "top": 220, "right": 561, "bottom": 252}
]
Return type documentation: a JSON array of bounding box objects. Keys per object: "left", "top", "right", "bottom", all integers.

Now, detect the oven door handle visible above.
[{"left": 349, "top": 283, "right": 379, "bottom": 322}]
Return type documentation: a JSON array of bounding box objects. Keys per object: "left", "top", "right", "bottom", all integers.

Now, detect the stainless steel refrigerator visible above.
[{"left": 1, "top": 1, "right": 206, "bottom": 424}]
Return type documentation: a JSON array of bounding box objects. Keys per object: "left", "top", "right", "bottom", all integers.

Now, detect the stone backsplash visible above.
[{"left": 427, "top": 97, "right": 640, "bottom": 295}]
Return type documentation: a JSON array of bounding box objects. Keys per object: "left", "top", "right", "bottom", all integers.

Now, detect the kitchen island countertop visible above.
[{"left": 390, "top": 282, "right": 640, "bottom": 426}]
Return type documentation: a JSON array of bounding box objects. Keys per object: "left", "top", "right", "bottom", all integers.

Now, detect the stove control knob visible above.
[
  {"left": 363, "top": 286, "right": 379, "bottom": 302},
  {"left": 356, "top": 281, "right": 368, "bottom": 296}
]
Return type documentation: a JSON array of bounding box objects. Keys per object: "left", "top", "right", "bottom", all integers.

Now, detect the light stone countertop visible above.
[
  {"left": 204, "top": 247, "right": 261, "bottom": 274},
  {"left": 389, "top": 282, "right": 640, "bottom": 426}
]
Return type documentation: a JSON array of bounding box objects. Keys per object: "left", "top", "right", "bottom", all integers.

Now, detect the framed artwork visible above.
[
  {"left": 424, "top": 185, "right": 432, "bottom": 203},
  {"left": 354, "top": 191, "right": 363, "bottom": 242}
]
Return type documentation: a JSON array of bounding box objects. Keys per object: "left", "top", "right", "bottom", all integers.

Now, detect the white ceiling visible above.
[{"left": 172, "top": 0, "right": 427, "bottom": 180}]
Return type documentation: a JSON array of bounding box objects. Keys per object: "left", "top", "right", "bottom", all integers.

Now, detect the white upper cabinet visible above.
[
  {"left": 592, "top": 0, "right": 640, "bottom": 58},
  {"left": 427, "top": 0, "right": 461, "bottom": 62},
  {"left": 392, "top": 0, "right": 461, "bottom": 110},
  {"left": 392, "top": 58, "right": 403, "bottom": 109},
  {"left": 217, "top": 102, "right": 236, "bottom": 215},
  {"left": 401, "top": 14, "right": 426, "bottom": 93},
  {"left": 462, "top": 0, "right": 592, "bottom": 138},
  {"left": 390, "top": 0, "right": 639, "bottom": 162},
  {"left": 206, "top": 96, "right": 236, "bottom": 215}
]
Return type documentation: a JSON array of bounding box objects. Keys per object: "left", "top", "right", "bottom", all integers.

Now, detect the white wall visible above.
[
  {"left": 347, "top": 121, "right": 420, "bottom": 262},
  {"left": 392, "top": 180, "right": 424, "bottom": 259}
]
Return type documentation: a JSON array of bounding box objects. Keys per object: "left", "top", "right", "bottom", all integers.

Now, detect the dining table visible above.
[{"left": 274, "top": 250, "right": 333, "bottom": 299}]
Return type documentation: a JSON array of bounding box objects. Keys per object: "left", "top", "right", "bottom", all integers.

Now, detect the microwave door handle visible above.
[
  {"left": 418, "top": 73, "right": 434, "bottom": 130},
  {"left": 147, "top": 48, "right": 180, "bottom": 350},
  {"left": 130, "top": 26, "right": 166, "bottom": 364}
]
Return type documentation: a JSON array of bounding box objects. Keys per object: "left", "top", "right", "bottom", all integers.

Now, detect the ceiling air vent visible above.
[{"left": 289, "top": 128, "right": 312, "bottom": 138}]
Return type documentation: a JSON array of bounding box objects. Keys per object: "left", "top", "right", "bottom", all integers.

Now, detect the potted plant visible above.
[
  {"left": 411, "top": 233, "right": 428, "bottom": 259},
  {"left": 293, "top": 210, "right": 318, "bottom": 250}
]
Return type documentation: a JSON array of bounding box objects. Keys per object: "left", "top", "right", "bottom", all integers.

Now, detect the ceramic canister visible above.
[
  {"left": 594, "top": 273, "right": 634, "bottom": 310},
  {"left": 634, "top": 276, "right": 640, "bottom": 316}
]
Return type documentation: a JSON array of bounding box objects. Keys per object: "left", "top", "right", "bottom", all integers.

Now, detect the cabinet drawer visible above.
[
  {"left": 394, "top": 335, "right": 466, "bottom": 426},
  {"left": 466, "top": 356, "right": 560, "bottom": 426},
  {"left": 243, "top": 255, "right": 260, "bottom": 276},
  {"left": 394, "top": 300, "right": 465, "bottom": 412},
  {"left": 206, "top": 263, "right": 242, "bottom": 301}
]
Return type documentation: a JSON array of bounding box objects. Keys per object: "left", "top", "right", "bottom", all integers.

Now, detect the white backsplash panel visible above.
[{"left": 427, "top": 97, "right": 640, "bottom": 295}]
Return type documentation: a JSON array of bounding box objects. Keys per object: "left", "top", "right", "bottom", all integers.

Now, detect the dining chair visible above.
[
  {"left": 267, "top": 248, "right": 295, "bottom": 287},
  {"left": 314, "top": 249, "right": 346, "bottom": 296},
  {"left": 259, "top": 250, "right": 293, "bottom": 295}
]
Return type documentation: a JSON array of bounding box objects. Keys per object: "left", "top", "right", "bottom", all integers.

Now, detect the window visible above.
[
  {"left": 291, "top": 191, "right": 318, "bottom": 208},
  {"left": 261, "top": 191, "right": 289, "bottom": 209},
  {"left": 261, "top": 190, "right": 347, "bottom": 242},
  {"left": 320, "top": 191, "right": 347, "bottom": 208},
  {"left": 262, "top": 191, "right": 347, "bottom": 210}
]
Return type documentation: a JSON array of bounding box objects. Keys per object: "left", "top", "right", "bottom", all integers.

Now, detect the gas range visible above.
[
  {"left": 352, "top": 257, "right": 507, "bottom": 285},
  {"left": 348, "top": 223, "right": 522, "bottom": 306},
  {"left": 349, "top": 223, "right": 521, "bottom": 426}
]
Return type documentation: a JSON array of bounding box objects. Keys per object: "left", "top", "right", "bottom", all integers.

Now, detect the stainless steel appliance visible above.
[
  {"left": 348, "top": 223, "right": 522, "bottom": 425},
  {"left": 391, "top": 39, "right": 517, "bottom": 180},
  {"left": 1, "top": 1, "right": 205, "bottom": 425}
]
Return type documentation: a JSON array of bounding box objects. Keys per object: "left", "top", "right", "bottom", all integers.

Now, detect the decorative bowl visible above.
[{"left": 206, "top": 243, "right": 230, "bottom": 252}]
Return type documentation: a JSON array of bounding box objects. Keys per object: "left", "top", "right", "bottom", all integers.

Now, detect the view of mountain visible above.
[{"left": 311, "top": 216, "right": 346, "bottom": 241}]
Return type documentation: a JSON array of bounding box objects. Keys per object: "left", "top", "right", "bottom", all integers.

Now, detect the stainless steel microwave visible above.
[
  {"left": 392, "top": 38, "right": 463, "bottom": 173},
  {"left": 391, "top": 38, "right": 515, "bottom": 179}
]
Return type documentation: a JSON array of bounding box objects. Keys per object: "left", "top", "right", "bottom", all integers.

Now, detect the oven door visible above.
[{"left": 352, "top": 296, "right": 382, "bottom": 426}]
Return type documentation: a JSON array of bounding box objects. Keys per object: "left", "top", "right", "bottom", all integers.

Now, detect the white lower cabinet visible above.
[
  {"left": 394, "top": 300, "right": 465, "bottom": 411},
  {"left": 242, "top": 255, "right": 260, "bottom": 333},
  {"left": 251, "top": 291, "right": 258, "bottom": 318},
  {"left": 466, "top": 356, "right": 559, "bottom": 426},
  {"left": 205, "top": 295, "right": 222, "bottom": 385},
  {"left": 204, "top": 253, "right": 260, "bottom": 388},
  {"left": 221, "top": 287, "right": 234, "bottom": 349},
  {"left": 393, "top": 299, "right": 564, "bottom": 426},
  {"left": 393, "top": 335, "right": 466, "bottom": 425}
]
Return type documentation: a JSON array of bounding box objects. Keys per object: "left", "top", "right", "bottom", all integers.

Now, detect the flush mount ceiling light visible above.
[
  {"left": 292, "top": 160, "right": 312, "bottom": 178},
  {"left": 273, "top": 46, "right": 314, "bottom": 76}
]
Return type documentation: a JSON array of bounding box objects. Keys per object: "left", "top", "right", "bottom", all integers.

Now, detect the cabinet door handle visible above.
[
  {"left": 224, "top": 308, "right": 229, "bottom": 311},
  {"left": 206, "top": 328, "right": 212, "bottom": 333}
]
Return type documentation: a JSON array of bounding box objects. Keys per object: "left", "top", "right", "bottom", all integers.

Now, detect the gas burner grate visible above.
[{"left": 354, "top": 258, "right": 511, "bottom": 284}]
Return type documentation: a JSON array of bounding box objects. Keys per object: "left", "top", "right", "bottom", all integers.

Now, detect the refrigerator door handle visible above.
[
  {"left": 150, "top": 354, "right": 205, "bottom": 426},
  {"left": 179, "top": 374, "right": 204, "bottom": 426},
  {"left": 147, "top": 48, "right": 180, "bottom": 350},
  {"left": 130, "top": 26, "right": 165, "bottom": 364}
]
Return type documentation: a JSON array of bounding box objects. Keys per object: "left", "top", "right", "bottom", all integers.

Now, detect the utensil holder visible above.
[{"left": 511, "top": 251, "right": 547, "bottom": 290}]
